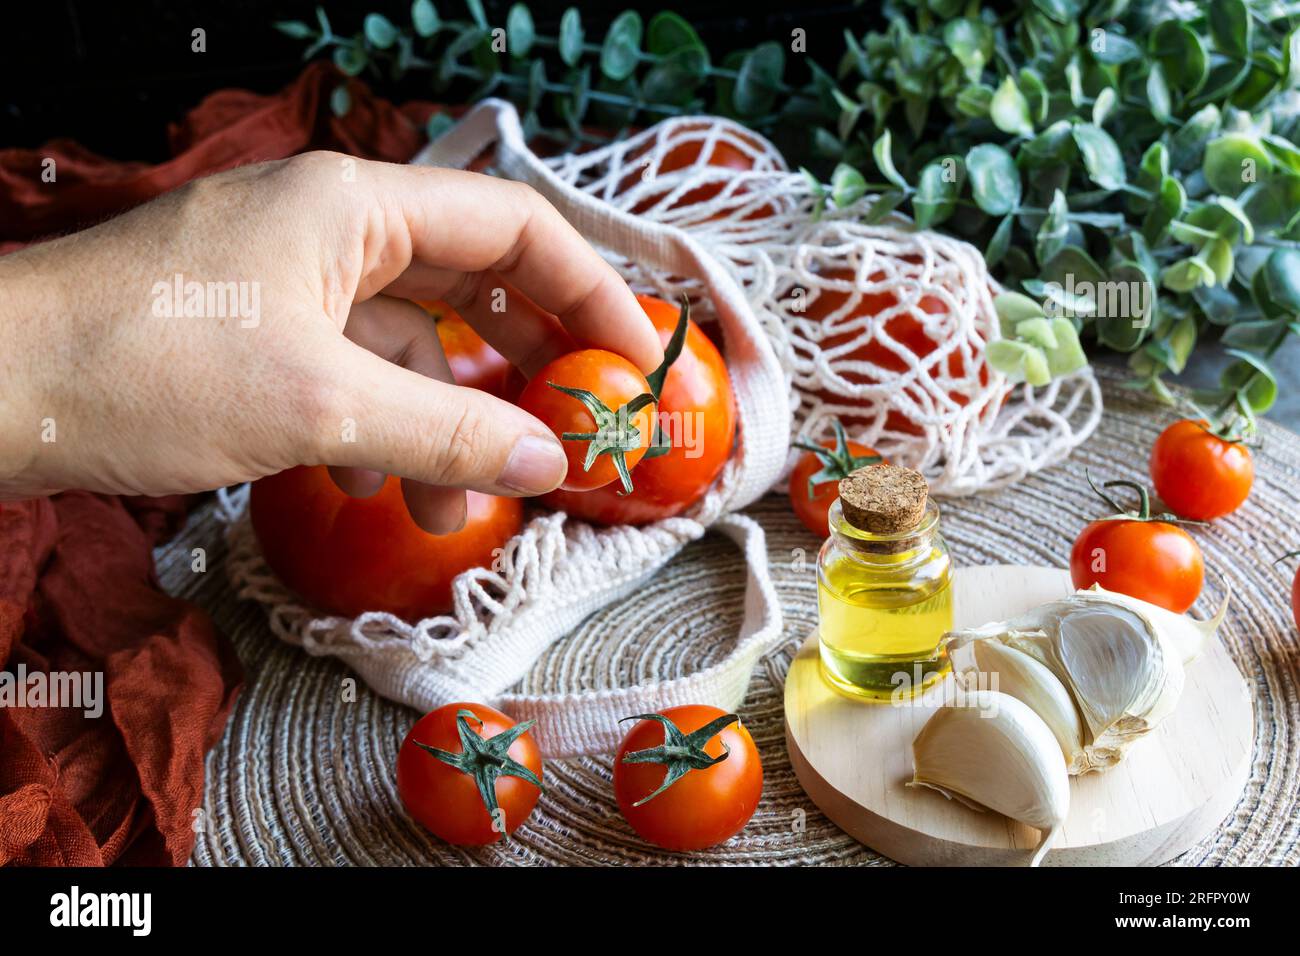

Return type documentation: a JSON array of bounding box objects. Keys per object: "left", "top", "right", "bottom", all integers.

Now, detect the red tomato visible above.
[
  {"left": 1069, "top": 475, "right": 1205, "bottom": 613},
  {"left": 789, "top": 421, "right": 883, "bottom": 538},
  {"left": 1150, "top": 419, "right": 1254, "bottom": 520},
  {"left": 542, "top": 295, "right": 736, "bottom": 524},
  {"left": 250, "top": 466, "right": 522, "bottom": 621},
  {"left": 416, "top": 300, "right": 512, "bottom": 398},
  {"left": 614, "top": 705, "right": 762, "bottom": 852},
  {"left": 620, "top": 121, "right": 774, "bottom": 218},
  {"left": 396, "top": 703, "right": 543, "bottom": 846},
  {"left": 804, "top": 267, "right": 992, "bottom": 437},
  {"left": 517, "top": 350, "right": 655, "bottom": 493},
  {"left": 1292, "top": 565, "right": 1299, "bottom": 632}
]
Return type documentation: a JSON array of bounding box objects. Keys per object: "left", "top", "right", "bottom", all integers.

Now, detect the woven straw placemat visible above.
[{"left": 168, "top": 367, "right": 1300, "bottom": 866}]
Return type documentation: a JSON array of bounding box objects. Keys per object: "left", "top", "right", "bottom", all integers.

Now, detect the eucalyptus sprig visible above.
[
  {"left": 821, "top": 0, "right": 1300, "bottom": 435},
  {"left": 275, "top": 2, "right": 821, "bottom": 146}
]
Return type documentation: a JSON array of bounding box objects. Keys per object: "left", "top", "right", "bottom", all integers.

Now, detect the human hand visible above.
[{"left": 0, "top": 152, "right": 662, "bottom": 532}]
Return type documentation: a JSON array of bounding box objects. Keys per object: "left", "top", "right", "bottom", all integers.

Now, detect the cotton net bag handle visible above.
[{"left": 410, "top": 101, "right": 791, "bottom": 756}]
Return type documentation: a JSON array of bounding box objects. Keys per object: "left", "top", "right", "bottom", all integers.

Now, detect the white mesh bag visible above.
[{"left": 220, "top": 101, "right": 1100, "bottom": 757}]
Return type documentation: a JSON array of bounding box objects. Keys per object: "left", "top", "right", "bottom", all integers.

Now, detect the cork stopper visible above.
[{"left": 838, "top": 464, "right": 929, "bottom": 535}]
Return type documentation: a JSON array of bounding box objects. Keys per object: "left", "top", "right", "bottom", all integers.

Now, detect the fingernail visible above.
[{"left": 498, "top": 434, "right": 567, "bottom": 494}]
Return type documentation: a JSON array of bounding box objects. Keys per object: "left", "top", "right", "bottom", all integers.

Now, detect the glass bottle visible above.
[{"left": 816, "top": 496, "right": 954, "bottom": 701}]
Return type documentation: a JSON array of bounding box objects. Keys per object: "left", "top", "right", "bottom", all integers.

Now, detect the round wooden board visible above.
[{"left": 784, "top": 565, "right": 1254, "bottom": 866}]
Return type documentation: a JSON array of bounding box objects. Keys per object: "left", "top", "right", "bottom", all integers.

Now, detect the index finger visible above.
[{"left": 355, "top": 163, "right": 664, "bottom": 375}]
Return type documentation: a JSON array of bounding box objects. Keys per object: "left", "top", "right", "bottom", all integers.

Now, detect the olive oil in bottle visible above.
[{"left": 816, "top": 465, "right": 954, "bottom": 701}]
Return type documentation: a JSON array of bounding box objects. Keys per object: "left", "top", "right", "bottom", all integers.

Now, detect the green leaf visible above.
[
  {"left": 862, "top": 190, "right": 906, "bottom": 224},
  {"left": 600, "top": 11, "right": 642, "bottom": 81},
  {"left": 1146, "top": 64, "right": 1171, "bottom": 123},
  {"left": 1090, "top": 30, "right": 1142, "bottom": 66},
  {"left": 1162, "top": 257, "right": 1216, "bottom": 292},
  {"left": 275, "top": 20, "right": 314, "bottom": 39},
  {"left": 1262, "top": 247, "right": 1300, "bottom": 313},
  {"left": 330, "top": 84, "right": 351, "bottom": 117},
  {"left": 990, "top": 75, "right": 1034, "bottom": 137},
  {"left": 1044, "top": 317, "right": 1088, "bottom": 376},
  {"left": 559, "top": 8, "right": 584, "bottom": 67},
  {"left": 506, "top": 4, "right": 535, "bottom": 58},
  {"left": 966, "top": 143, "right": 1021, "bottom": 215},
  {"left": 1208, "top": 0, "right": 1250, "bottom": 58},
  {"left": 1036, "top": 189, "right": 1070, "bottom": 264},
  {"left": 1221, "top": 319, "right": 1286, "bottom": 350},
  {"left": 364, "top": 13, "right": 398, "bottom": 49},
  {"left": 1092, "top": 86, "right": 1117, "bottom": 126},
  {"left": 944, "top": 18, "right": 993, "bottom": 83},
  {"left": 425, "top": 112, "right": 454, "bottom": 141},
  {"left": 995, "top": 291, "right": 1046, "bottom": 334},
  {"left": 1141, "top": 175, "right": 1186, "bottom": 242},
  {"left": 1286, "top": 28, "right": 1300, "bottom": 89},
  {"left": 733, "top": 42, "right": 785, "bottom": 116},
  {"left": 333, "top": 44, "right": 367, "bottom": 76},
  {"left": 1203, "top": 133, "right": 1274, "bottom": 196},
  {"left": 647, "top": 11, "right": 703, "bottom": 56},
  {"left": 872, "top": 129, "right": 908, "bottom": 191},
  {"left": 913, "top": 157, "right": 961, "bottom": 229},
  {"left": 412, "top": 0, "right": 439, "bottom": 38},
  {"left": 1169, "top": 104, "right": 1221, "bottom": 169},
  {"left": 1072, "top": 123, "right": 1126, "bottom": 190},
  {"left": 985, "top": 213, "right": 1015, "bottom": 267},
  {"left": 1015, "top": 317, "right": 1059, "bottom": 349},
  {"left": 830, "top": 163, "right": 867, "bottom": 209},
  {"left": 1150, "top": 21, "right": 1208, "bottom": 95},
  {"left": 465, "top": 0, "right": 488, "bottom": 30},
  {"left": 955, "top": 84, "right": 994, "bottom": 118},
  {"left": 1202, "top": 237, "right": 1234, "bottom": 286},
  {"left": 987, "top": 340, "right": 1052, "bottom": 386},
  {"left": 1221, "top": 350, "right": 1277, "bottom": 412}
]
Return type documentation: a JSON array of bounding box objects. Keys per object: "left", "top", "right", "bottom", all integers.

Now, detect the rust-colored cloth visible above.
[
  {"left": 0, "top": 64, "right": 437, "bottom": 865},
  {"left": 0, "top": 62, "right": 440, "bottom": 249}
]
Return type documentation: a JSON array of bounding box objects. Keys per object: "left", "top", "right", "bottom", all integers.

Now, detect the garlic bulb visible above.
[
  {"left": 945, "top": 587, "right": 1229, "bottom": 773},
  {"left": 910, "top": 690, "right": 1069, "bottom": 867},
  {"left": 968, "top": 641, "right": 1088, "bottom": 773},
  {"left": 1080, "top": 584, "right": 1230, "bottom": 664}
]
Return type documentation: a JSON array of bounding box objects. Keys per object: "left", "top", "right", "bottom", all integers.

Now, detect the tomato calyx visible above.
[
  {"left": 619, "top": 711, "right": 740, "bottom": 806},
  {"left": 1085, "top": 469, "right": 1200, "bottom": 526},
  {"left": 414, "top": 709, "right": 543, "bottom": 830},
  {"left": 547, "top": 383, "right": 656, "bottom": 494},
  {"left": 792, "top": 418, "right": 882, "bottom": 497},
  {"left": 1275, "top": 550, "right": 1300, "bottom": 565},
  {"left": 640, "top": 295, "right": 692, "bottom": 462}
]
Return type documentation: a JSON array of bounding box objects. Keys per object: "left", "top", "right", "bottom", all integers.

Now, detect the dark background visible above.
[
  {"left": 0, "top": 1, "right": 863, "bottom": 158},
  {"left": 2, "top": 0, "right": 1296, "bottom": 426}
]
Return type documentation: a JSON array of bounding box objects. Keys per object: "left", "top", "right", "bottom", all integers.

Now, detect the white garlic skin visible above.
[{"left": 910, "top": 690, "right": 1069, "bottom": 867}]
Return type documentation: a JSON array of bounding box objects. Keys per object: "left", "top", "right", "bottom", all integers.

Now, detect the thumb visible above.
[{"left": 317, "top": 343, "right": 567, "bottom": 496}]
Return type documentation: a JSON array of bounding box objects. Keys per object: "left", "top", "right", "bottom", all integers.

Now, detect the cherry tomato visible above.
[
  {"left": 620, "top": 121, "right": 776, "bottom": 219},
  {"left": 1069, "top": 475, "right": 1204, "bottom": 613},
  {"left": 614, "top": 705, "right": 762, "bottom": 852},
  {"left": 1292, "top": 566, "right": 1299, "bottom": 632},
  {"left": 789, "top": 419, "right": 883, "bottom": 538},
  {"left": 1150, "top": 419, "right": 1254, "bottom": 521},
  {"left": 517, "top": 350, "right": 655, "bottom": 493},
  {"left": 803, "top": 267, "right": 993, "bottom": 437},
  {"left": 396, "top": 703, "right": 543, "bottom": 846},
  {"left": 418, "top": 300, "right": 512, "bottom": 398},
  {"left": 250, "top": 466, "right": 522, "bottom": 621},
  {"left": 542, "top": 295, "right": 736, "bottom": 524}
]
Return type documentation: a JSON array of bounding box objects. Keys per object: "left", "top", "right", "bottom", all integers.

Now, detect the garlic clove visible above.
[
  {"left": 910, "top": 691, "right": 1069, "bottom": 867},
  {"left": 1080, "top": 584, "right": 1230, "bottom": 664},
  {"left": 969, "top": 641, "right": 1089, "bottom": 774}
]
